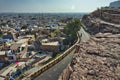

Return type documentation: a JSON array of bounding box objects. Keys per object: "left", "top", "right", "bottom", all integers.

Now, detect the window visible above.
[{"left": 8, "top": 56, "right": 14, "bottom": 60}]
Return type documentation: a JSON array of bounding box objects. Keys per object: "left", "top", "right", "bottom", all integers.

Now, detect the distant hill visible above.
[{"left": 109, "top": 0, "right": 120, "bottom": 8}]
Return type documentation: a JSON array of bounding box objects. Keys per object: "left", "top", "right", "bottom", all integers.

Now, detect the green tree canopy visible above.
[
  {"left": 63, "top": 19, "right": 81, "bottom": 45},
  {"left": 21, "top": 25, "right": 28, "bottom": 29},
  {"left": 0, "top": 29, "right": 3, "bottom": 37}
]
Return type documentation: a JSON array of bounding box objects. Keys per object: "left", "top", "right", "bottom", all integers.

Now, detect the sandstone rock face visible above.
[
  {"left": 58, "top": 9, "right": 120, "bottom": 80},
  {"left": 58, "top": 64, "right": 73, "bottom": 80},
  {"left": 59, "top": 34, "right": 120, "bottom": 80},
  {"left": 82, "top": 16, "right": 120, "bottom": 34},
  {"left": 82, "top": 9, "right": 120, "bottom": 34}
]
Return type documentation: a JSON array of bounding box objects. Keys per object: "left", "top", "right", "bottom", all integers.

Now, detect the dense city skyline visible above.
[{"left": 0, "top": 0, "right": 117, "bottom": 13}]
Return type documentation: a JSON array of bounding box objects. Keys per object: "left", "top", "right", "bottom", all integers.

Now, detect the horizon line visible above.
[{"left": 0, "top": 11, "right": 91, "bottom": 14}]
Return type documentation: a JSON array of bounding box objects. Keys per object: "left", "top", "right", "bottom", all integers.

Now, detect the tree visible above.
[
  {"left": 54, "top": 28, "right": 59, "bottom": 35},
  {"left": 54, "top": 28, "right": 61, "bottom": 37},
  {"left": 21, "top": 25, "right": 28, "bottom": 29},
  {"left": 0, "top": 29, "right": 3, "bottom": 37},
  {"left": 63, "top": 19, "right": 81, "bottom": 45},
  {"left": 50, "top": 32, "right": 55, "bottom": 38}
]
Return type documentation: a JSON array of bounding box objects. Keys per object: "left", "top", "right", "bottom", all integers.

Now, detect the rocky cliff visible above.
[
  {"left": 59, "top": 35, "right": 120, "bottom": 80},
  {"left": 82, "top": 9, "right": 120, "bottom": 34},
  {"left": 58, "top": 9, "right": 120, "bottom": 80}
]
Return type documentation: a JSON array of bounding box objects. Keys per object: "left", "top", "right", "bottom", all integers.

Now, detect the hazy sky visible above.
[{"left": 0, "top": 0, "right": 116, "bottom": 13}]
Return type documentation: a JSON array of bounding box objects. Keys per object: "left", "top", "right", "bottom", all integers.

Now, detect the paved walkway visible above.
[{"left": 34, "top": 49, "right": 75, "bottom": 80}]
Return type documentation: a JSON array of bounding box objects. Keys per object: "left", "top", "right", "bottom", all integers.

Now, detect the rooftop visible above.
[
  {"left": 42, "top": 41, "right": 59, "bottom": 46},
  {"left": 16, "top": 38, "right": 28, "bottom": 44},
  {"left": 0, "top": 51, "right": 6, "bottom": 56}
]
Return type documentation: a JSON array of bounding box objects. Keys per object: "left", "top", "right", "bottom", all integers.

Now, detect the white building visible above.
[
  {"left": 109, "top": 0, "right": 120, "bottom": 8},
  {"left": 6, "top": 50, "right": 17, "bottom": 62}
]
